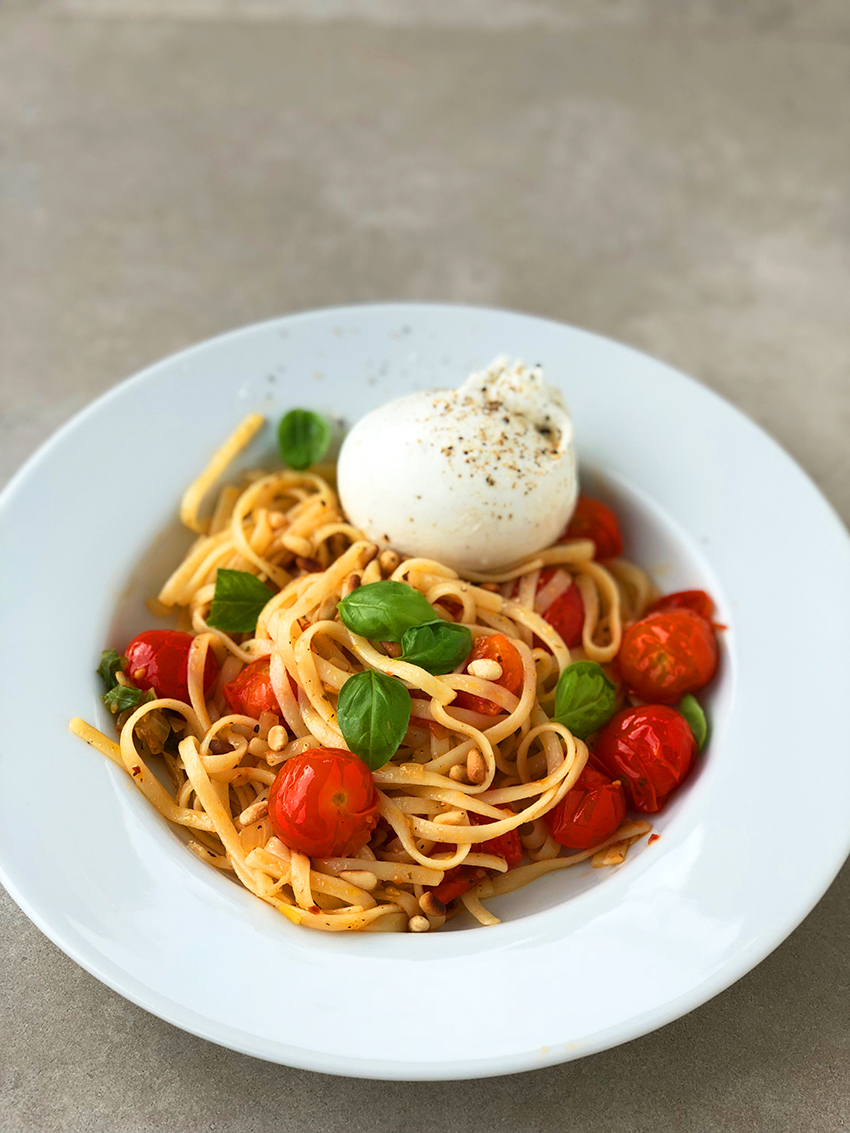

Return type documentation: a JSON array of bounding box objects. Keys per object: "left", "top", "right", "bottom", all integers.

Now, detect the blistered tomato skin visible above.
[
  {"left": 618, "top": 608, "right": 718, "bottom": 704},
  {"left": 562, "top": 496, "right": 624, "bottom": 560},
  {"left": 544, "top": 759, "right": 626, "bottom": 850},
  {"left": 470, "top": 811, "right": 523, "bottom": 868},
  {"left": 124, "top": 630, "right": 218, "bottom": 702},
  {"left": 268, "top": 748, "right": 379, "bottom": 858},
  {"left": 646, "top": 589, "right": 715, "bottom": 623},
  {"left": 594, "top": 705, "right": 696, "bottom": 813},
  {"left": 223, "top": 659, "right": 280, "bottom": 718}
]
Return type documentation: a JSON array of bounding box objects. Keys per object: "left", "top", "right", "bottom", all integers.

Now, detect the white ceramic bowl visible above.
[{"left": 1, "top": 304, "right": 848, "bottom": 1079}]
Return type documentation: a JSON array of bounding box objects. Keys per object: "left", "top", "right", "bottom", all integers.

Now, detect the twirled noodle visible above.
[{"left": 71, "top": 415, "right": 655, "bottom": 932}]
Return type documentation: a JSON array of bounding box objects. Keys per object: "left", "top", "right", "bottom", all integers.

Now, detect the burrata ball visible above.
[{"left": 336, "top": 357, "right": 578, "bottom": 573}]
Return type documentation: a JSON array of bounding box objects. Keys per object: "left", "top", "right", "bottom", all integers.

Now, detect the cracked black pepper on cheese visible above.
[{"left": 337, "top": 357, "right": 579, "bottom": 572}]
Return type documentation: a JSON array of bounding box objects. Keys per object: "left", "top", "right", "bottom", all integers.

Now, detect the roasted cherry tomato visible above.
[
  {"left": 538, "top": 568, "right": 585, "bottom": 648},
  {"left": 511, "top": 568, "right": 585, "bottom": 649},
  {"left": 646, "top": 589, "right": 715, "bottom": 623},
  {"left": 124, "top": 629, "right": 218, "bottom": 703},
  {"left": 429, "top": 865, "right": 487, "bottom": 907},
  {"left": 268, "top": 748, "right": 378, "bottom": 858},
  {"left": 618, "top": 608, "right": 718, "bottom": 703},
  {"left": 561, "top": 495, "right": 624, "bottom": 560},
  {"left": 544, "top": 758, "right": 626, "bottom": 850},
  {"left": 453, "top": 633, "right": 525, "bottom": 716},
  {"left": 594, "top": 705, "right": 696, "bottom": 813},
  {"left": 223, "top": 658, "right": 280, "bottom": 719},
  {"left": 470, "top": 810, "right": 523, "bottom": 868}
]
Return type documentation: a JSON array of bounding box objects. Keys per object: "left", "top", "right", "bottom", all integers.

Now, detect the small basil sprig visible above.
[
  {"left": 678, "top": 694, "right": 708, "bottom": 751},
  {"left": 400, "top": 620, "right": 472, "bottom": 675},
  {"left": 102, "top": 685, "right": 155, "bottom": 715},
  {"left": 207, "top": 569, "right": 275, "bottom": 633},
  {"left": 278, "top": 409, "right": 331, "bottom": 471},
  {"left": 98, "top": 649, "right": 126, "bottom": 691},
  {"left": 552, "top": 661, "right": 617, "bottom": 739},
  {"left": 338, "top": 580, "right": 436, "bottom": 642},
  {"left": 337, "top": 669, "right": 411, "bottom": 770}
]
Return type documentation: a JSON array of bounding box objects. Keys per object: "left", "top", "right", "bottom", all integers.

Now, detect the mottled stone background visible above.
[{"left": 1, "top": 2, "right": 848, "bottom": 1130}]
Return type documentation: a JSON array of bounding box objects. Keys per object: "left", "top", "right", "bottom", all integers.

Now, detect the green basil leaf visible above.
[
  {"left": 553, "top": 660, "right": 617, "bottom": 739},
  {"left": 337, "top": 580, "right": 436, "bottom": 642},
  {"left": 102, "top": 684, "right": 155, "bottom": 715},
  {"left": 207, "top": 569, "right": 275, "bottom": 633},
  {"left": 400, "top": 620, "right": 473, "bottom": 675},
  {"left": 97, "top": 649, "right": 127, "bottom": 691},
  {"left": 278, "top": 409, "right": 331, "bottom": 471},
  {"left": 678, "top": 693, "right": 708, "bottom": 751},
  {"left": 337, "top": 669, "right": 411, "bottom": 770}
]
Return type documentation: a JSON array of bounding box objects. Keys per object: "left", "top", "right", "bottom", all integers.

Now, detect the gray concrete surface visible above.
[{"left": 1, "top": 2, "right": 848, "bottom": 1130}]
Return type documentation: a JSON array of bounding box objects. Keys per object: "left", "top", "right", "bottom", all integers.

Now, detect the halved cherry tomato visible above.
[
  {"left": 511, "top": 568, "right": 585, "bottom": 649},
  {"left": 453, "top": 633, "right": 525, "bottom": 716},
  {"left": 646, "top": 589, "right": 714, "bottom": 623},
  {"left": 470, "top": 810, "right": 523, "bottom": 868},
  {"left": 561, "top": 495, "right": 624, "bottom": 560},
  {"left": 594, "top": 705, "right": 695, "bottom": 813},
  {"left": 223, "top": 658, "right": 280, "bottom": 719},
  {"left": 544, "top": 758, "right": 626, "bottom": 850},
  {"left": 267, "top": 748, "right": 378, "bottom": 858},
  {"left": 124, "top": 630, "right": 218, "bottom": 703},
  {"left": 618, "top": 608, "right": 718, "bottom": 703}
]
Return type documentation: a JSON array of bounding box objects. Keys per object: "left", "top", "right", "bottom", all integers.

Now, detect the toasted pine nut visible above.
[
  {"left": 237, "top": 799, "right": 268, "bottom": 828},
  {"left": 361, "top": 559, "right": 382, "bottom": 584},
  {"left": 468, "top": 659, "right": 503, "bottom": 680},
  {"left": 339, "top": 869, "right": 379, "bottom": 891},
  {"left": 379, "top": 549, "right": 401, "bottom": 574},
  {"left": 466, "top": 749, "right": 487, "bottom": 785},
  {"left": 341, "top": 573, "right": 361, "bottom": 596},
  {"left": 408, "top": 915, "right": 430, "bottom": 933},
  {"left": 448, "top": 764, "right": 468, "bottom": 783},
  {"left": 438, "top": 809, "right": 466, "bottom": 825},
  {"left": 267, "top": 725, "right": 287, "bottom": 752},
  {"left": 296, "top": 556, "right": 322, "bottom": 573},
  {"left": 380, "top": 640, "right": 402, "bottom": 658},
  {"left": 419, "top": 892, "right": 446, "bottom": 917}
]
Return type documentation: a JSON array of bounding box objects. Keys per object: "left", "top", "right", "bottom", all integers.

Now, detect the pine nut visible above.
[
  {"left": 267, "top": 725, "right": 287, "bottom": 752},
  {"left": 466, "top": 749, "right": 487, "bottom": 785},
  {"left": 408, "top": 915, "right": 430, "bottom": 933},
  {"left": 468, "top": 659, "right": 503, "bottom": 680}
]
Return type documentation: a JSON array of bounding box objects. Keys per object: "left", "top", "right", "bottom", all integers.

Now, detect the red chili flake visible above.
[
  {"left": 131, "top": 766, "right": 142, "bottom": 777},
  {"left": 648, "top": 833, "right": 660, "bottom": 845}
]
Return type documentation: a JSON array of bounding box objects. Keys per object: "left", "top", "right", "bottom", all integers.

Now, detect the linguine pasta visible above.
[{"left": 72, "top": 415, "right": 655, "bottom": 932}]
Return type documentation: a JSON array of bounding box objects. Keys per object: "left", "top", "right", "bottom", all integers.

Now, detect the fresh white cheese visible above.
[{"left": 337, "top": 357, "right": 578, "bottom": 573}]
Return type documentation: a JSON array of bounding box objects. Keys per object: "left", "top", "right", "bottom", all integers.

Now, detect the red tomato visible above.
[
  {"left": 539, "top": 569, "right": 585, "bottom": 648},
  {"left": 594, "top": 705, "right": 696, "bottom": 813},
  {"left": 562, "top": 495, "right": 624, "bottom": 560},
  {"left": 223, "top": 659, "right": 280, "bottom": 718},
  {"left": 618, "top": 608, "right": 718, "bottom": 703},
  {"left": 429, "top": 865, "right": 487, "bottom": 907},
  {"left": 470, "top": 810, "right": 523, "bottom": 868},
  {"left": 544, "top": 758, "right": 626, "bottom": 850},
  {"left": 125, "top": 630, "right": 218, "bottom": 703},
  {"left": 646, "top": 589, "right": 715, "bottom": 623},
  {"left": 453, "top": 634, "right": 525, "bottom": 716},
  {"left": 268, "top": 748, "right": 378, "bottom": 858},
  {"left": 511, "top": 568, "right": 585, "bottom": 649}
]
